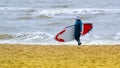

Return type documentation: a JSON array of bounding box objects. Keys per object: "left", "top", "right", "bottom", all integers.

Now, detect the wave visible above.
[
  {"left": 0, "top": 7, "right": 33, "bottom": 11},
  {"left": 0, "top": 34, "right": 14, "bottom": 40},
  {"left": 0, "top": 7, "right": 120, "bottom": 15},
  {"left": 38, "top": 8, "right": 120, "bottom": 15},
  {"left": 0, "top": 32, "right": 54, "bottom": 44},
  {"left": 0, "top": 32, "right": 120, "bottom": 44}
]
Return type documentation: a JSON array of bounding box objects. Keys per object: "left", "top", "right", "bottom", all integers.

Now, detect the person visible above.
[{"left": 74, "top": 16, "right": 82, "bottom": 45}]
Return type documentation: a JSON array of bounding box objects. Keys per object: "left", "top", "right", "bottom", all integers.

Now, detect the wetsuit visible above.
[{"left": 74, "top": 19, "right": 82, "bottom": 45}]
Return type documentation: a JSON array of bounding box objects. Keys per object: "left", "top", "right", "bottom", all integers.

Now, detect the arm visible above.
[{"left": 79, "top": 20, "right": 82, "bottom": 34}]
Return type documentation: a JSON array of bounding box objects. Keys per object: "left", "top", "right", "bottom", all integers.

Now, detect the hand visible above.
[{"left": 80, "top": 32, "right": 82, "bottom": 34}]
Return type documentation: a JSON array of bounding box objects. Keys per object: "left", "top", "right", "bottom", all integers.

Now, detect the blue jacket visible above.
[{"left": 74, "top": 19, "right": 82, "bottom": 41}]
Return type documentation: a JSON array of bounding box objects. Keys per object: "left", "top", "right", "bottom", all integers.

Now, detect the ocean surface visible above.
[{"left": 0, "top": 0, "right": 120, "bottom": 45}]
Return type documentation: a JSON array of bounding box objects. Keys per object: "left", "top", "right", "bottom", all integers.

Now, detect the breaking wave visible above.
[
  {"left": 0, "top": 32, "right": 120, "bottom": 45},
  {"left": 36, "top": 8, "right": 120, "bottom": 16},
  {"left": 0, "top": 32, "right": 54, "bottom": 44},
  {"left": 0, "top": 7, "right": 120, "bottom": 16}
]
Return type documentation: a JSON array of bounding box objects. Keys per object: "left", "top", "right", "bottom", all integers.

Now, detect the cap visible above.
[{"left": 76, "top": 16, "right": 80, "bottom": 19}]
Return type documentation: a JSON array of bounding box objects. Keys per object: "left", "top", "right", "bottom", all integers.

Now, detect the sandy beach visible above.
[{"left": 0, "top": 44, "right": 120, "bottom": 68}]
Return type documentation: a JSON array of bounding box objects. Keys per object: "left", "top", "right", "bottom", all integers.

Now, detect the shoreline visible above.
[
  {"left": 0, "top": 43, "right": 120, "bottom": 46},
  {"left": 0, "top": 44, "right": 120, "bottom": 68}
]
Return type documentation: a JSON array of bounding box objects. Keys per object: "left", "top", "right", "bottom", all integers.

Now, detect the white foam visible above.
[
  {"left": 116, "top": 32, "right": 120, "bottom": 35},
  {"left": 0, "top": 32, "right": 54, "bottom": 44},
  {"left": 36, "top": 8, "right": 120, "bottom": 16},
  {"left": 0, "top": 7, "right": 31, "bottom": 11},
  {"left": 0, "top": 7, "right": 120, "bottom": 16}
]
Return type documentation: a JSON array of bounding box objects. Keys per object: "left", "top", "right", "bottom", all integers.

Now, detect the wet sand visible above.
[{"left": 0, "top": 44, "right": 120, "bottom": 68}]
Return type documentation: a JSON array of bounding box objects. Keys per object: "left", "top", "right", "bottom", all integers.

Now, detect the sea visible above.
[{"left": 0, "top": 0, "right": 120, "bottom": 45}]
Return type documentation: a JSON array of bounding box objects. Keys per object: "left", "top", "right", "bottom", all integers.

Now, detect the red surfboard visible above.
[
  {"left": 82, "top": 23, "right": 93, "bottom": 35},
  {"left": 55, "top": 23, "right": 93, "bottom": 42}
]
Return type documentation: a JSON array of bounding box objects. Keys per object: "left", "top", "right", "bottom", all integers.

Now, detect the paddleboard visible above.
[{"left": 55, "top": 23, "right": 93, "bottom": 42}]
